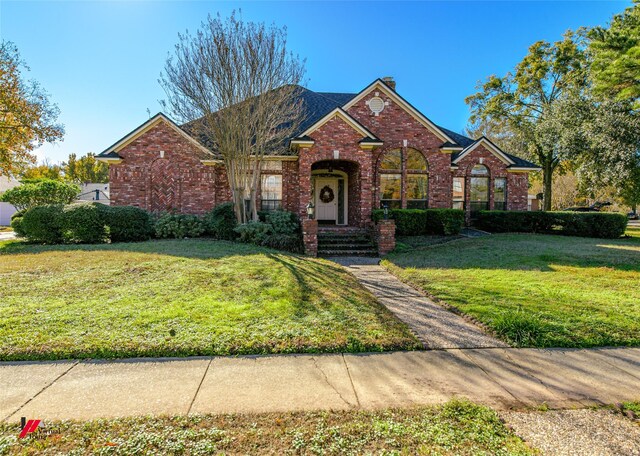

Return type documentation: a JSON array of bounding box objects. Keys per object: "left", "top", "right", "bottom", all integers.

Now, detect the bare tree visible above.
[{"left": 160, "top": 12, "right": 305, "bottom": 223}]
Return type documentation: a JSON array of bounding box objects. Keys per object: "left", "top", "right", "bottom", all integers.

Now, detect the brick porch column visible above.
[
  {"left": 302, "top": 219, "right": 318, "bottom": 257},
  {"left": 375, "top": 219, "right": 396, "bottom": 256}
]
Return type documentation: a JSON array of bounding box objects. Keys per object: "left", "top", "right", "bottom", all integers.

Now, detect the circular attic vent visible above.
[{"left": 367, "top": 96, "right": 385, "bottom": 114}]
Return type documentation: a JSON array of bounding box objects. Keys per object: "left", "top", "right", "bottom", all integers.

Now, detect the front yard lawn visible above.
[
  {"left": 383, "top": 228, "right": 640, "bottom": 348},
  {"left": 0, "top": 400, "right": 533, "bottom": 455},
  {"left": 0, "top": 239, "right": 420, "bottom": 361}
]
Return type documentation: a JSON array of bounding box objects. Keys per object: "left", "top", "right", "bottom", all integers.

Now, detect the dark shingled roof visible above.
[
  {"left": 438, "top": 126, "right": 539, "bottom": 169},
  {"left": 294, "top": 88, "right": 357, "bottom": 137},
  {"left": 99, "top": 83, "right": 539, "bottom": 169}
]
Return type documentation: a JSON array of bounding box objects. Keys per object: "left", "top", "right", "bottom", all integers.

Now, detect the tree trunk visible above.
[{"left": 543, "top": 160, "right": 554, "bottom": 211}]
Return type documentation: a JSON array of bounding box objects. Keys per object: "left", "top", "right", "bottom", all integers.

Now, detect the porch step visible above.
[{"left": 317, "top": 230, "right": 377, "bottom": 257}]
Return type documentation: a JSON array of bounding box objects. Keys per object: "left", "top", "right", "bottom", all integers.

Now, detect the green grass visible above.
[
  {"left": 0, "top": 239, "right": 421, "bottom": 361},
  {"left": 0, "top": 400, "right": 534, "bottom": 455},
  {"left": 383, "top": 227, "right": 640, "bottom": 348}
]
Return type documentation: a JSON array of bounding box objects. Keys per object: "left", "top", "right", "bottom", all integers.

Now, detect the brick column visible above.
[
  {"left": 375, "top": 219, "right": 396, "bottom": 256},
  {"left": 302, "top": 219, "right": 318, "bottom": 257}
]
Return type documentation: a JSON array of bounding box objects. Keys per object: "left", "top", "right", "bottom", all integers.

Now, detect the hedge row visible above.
[
  {"left": 12, "top": 203, "right": 153, "bottom": 244},
  {"left": 475, "top": 211, "right": 628, "bottom": 239},
  {"left": 11, "top": 202, "right": 303, "bottom": 252},
  {"left": 372, "top": 209, "right": 465, "bottom": 236}
]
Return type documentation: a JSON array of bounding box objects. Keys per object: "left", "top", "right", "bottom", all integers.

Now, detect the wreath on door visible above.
[{"left": 319, "top": 185, "right": 335, "bottom": 203}]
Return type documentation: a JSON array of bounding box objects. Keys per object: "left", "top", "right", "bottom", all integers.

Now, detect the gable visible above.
[
  {"left": 342, "top": 79, "right": 456, "bottom": 144},
  {"left": 97, "top": 113, "right": 216, "bottom": 161},
  {"left": 452, "top": 137, "right": 515, "bottom": 166},
  {"left": 299, "top": 107, "right": 379, "bottom": 140}
]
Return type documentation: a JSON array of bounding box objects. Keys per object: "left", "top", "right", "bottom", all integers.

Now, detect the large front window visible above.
[
  {"left": 380, "top": 174, "right": 401, "bottom": 209},
  {"left": 494, "top": 177, "right": 506, "bottom": 210},
  {"left": 261, "top": 174, "right": 282, "bottom": 211},
  {"left": 452, "top": 177, "right": 465, "bottom": 210},
  {"left": 469, "top": 164, "right": 489, "bottom": 217},
  {"left": 379, "top": 148, "right": 428, "bottom": 209}
]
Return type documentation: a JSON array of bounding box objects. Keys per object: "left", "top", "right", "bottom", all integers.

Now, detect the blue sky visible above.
[{"left": 1, "top": 0, "right": 631, "bottom": 164}]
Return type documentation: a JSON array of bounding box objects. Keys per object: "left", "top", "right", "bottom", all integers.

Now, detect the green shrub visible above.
[
  {"left": 0, "top": 179, "right": 80, "bottom": 211},
  {"left": 372, "top": 209, "right": 465, "bottom": 236},
  {"left": 204, "top": 202, "right": 238, "bottom": 240},
  {"left": 261, "top": 233, "right": 303, "bottom": 253},
  {"left": 234, "top": 221, "right": 273, "bottom": 244},
  {"left": 107, "top": 206, "right": 153, "bottom": 242},
  {"left": 265, "top": 210, "right": 300, "bottom": 235},
  {"left": 475, "top": 211, "right": 554, "bottom": 233},
  {"left": 59, "top": 202, "right": 110, "bottom": 244},
  {"left": 20, "top": 204, "right": 64, "bottom": 244},
  {"left": 155, "top": 213, "right": 206, "bottom": 239},
  {"left": 424, "top": 209, "right": 465, "bottom": 235},
  {"left": 476, "top": 211, "right": 627, "bottom": 239},
  {"left": 10, "top": 210, "right": 26, "bottom": 237}
]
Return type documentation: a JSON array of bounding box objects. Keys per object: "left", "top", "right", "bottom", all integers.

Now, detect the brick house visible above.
[{"left": 97, "top": 78, "right": 539, "bottom": 231}]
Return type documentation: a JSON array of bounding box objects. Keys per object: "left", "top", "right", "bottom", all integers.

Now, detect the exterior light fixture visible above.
[
  {"left": 383, "top": 203, "right": 389, "bottom": 220},
  {"left": 306, "top": 202, "right": 315, "bottom": 219}
]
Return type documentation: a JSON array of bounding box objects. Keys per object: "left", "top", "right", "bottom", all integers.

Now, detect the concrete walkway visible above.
[
  {"left": 2, "top": 348, "right": 639, "bottom": 421},
  {"left": 330, "top": 257, "right": 506, "bottom": 349}
]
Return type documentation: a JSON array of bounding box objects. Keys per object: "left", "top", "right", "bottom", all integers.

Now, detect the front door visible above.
[{"left": 315, "top": 178, "right": 338, "bottom": 223}]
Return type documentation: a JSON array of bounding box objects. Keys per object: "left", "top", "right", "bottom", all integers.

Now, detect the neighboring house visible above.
[
  {"left": 97, "top": 77, "right": 540, "bottom": 226},
  {"left": 77, "top": 183, "right": 110, "bottom": 205},
  {"left": 0, "top": 176, "right": 19, "bottom": 226}
]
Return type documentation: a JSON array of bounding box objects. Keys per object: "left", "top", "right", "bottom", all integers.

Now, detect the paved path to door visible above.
[
  {"left": 329, "top": 257, "right": 507, "bottom": 349},
  {"left": 1, "top": 348, "right": 639, "bottom": 421}
]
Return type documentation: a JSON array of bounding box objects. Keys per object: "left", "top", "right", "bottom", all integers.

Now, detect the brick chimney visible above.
[{"left": 381, "top": 76, "right": 396, "bottom": 91}]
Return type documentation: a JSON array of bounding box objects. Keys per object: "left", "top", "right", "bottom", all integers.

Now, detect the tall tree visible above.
[
  {"left": 62, "top": 153, "right": 109, "bottom": 183},
  {"left": 0, "top": 41, "right": 64, "bottom": 177},
  {"left": 160, "top": 13, "right": 305, "bottom": 223},
  {"left": 21, "top": 158, "right": 62, "bottom": 180},
  {"left": 589, "top": 0, "right": 640, "bottom": 107},
  {"left": 619, "top": 163, "right": 640, "bottom": 215},
  {"left": 466, "top": 32, "right": 587, "bottom": 210}
]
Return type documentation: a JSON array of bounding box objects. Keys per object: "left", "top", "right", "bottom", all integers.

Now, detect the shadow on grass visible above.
[
  {"left": 387, "top": 233, "right": 640, "bottom": 273},
  {"left": 0, "top": 237, "right": 275, "bottom": 260}
]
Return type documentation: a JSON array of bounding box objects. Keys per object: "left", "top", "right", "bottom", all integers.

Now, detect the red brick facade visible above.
[
  {"left": 104, "top": 82, "right": 532, "bottom": 225},
  {"left": 109, "top": 121, "right": 230, "bottom": 215}
]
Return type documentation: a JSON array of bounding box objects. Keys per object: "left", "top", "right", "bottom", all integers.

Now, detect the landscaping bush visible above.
[
  {"left": 155, "top": 213, "right": 206, "bottom": 239},
  {"left": 10, "top": 210, "right": 26, "bottom": 237},
  {"left": 475, "top": 211, "right": 554, "bottom": 233},
  {"left": 261, "top": 233, "right": 303, "bottom": 253},
  {"left": 372, "top": 209, "right": 465, "bottom": 236},
  {"left": 265, "top": 210, "right": 300, "bottom": 235},
  {"left": 0, "top": 179, "right": 80, "bottom": 211},
  {"left": 20, "top": 204, "right": 64, "bottom": 244},
  {"left": 234, "top": 221, "right": 273, "bottom": 244},
  {"left": 59, "top": 202, "right": 110, "bottom": 244},
  {"left": 476, "top": 211, "right": 627, "bottom": 239},
  {"left": 107, "top": 206, "right": 153, "bottom": 242},
  {"left": 204, "top": 202, "right": 238, "bottom": 240}
]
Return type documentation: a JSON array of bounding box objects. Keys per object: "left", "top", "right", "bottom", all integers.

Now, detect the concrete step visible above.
[{"left": 318, "top": 249, "right": 378, "bottom": 257}]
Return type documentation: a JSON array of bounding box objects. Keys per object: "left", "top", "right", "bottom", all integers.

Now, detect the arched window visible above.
[
  {"left": 469, "top": 164, "right": 489, "bottom": 217},
  {"left": 379, "top": 148, "right": 428, "bottom": 209}
]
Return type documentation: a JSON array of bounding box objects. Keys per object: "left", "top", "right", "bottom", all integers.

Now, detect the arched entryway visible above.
[{"left": 311, "top": 160, "right": 359, "bottom": 226}]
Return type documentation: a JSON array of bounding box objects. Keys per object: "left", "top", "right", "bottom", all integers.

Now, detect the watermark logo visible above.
[{"left": 18, "top": 418, "right": 41, "bottom": 438}]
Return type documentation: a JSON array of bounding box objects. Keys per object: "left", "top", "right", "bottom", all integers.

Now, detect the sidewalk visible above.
[{"left": 2, "top": 347, "right": 639, "bottom": 421}]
